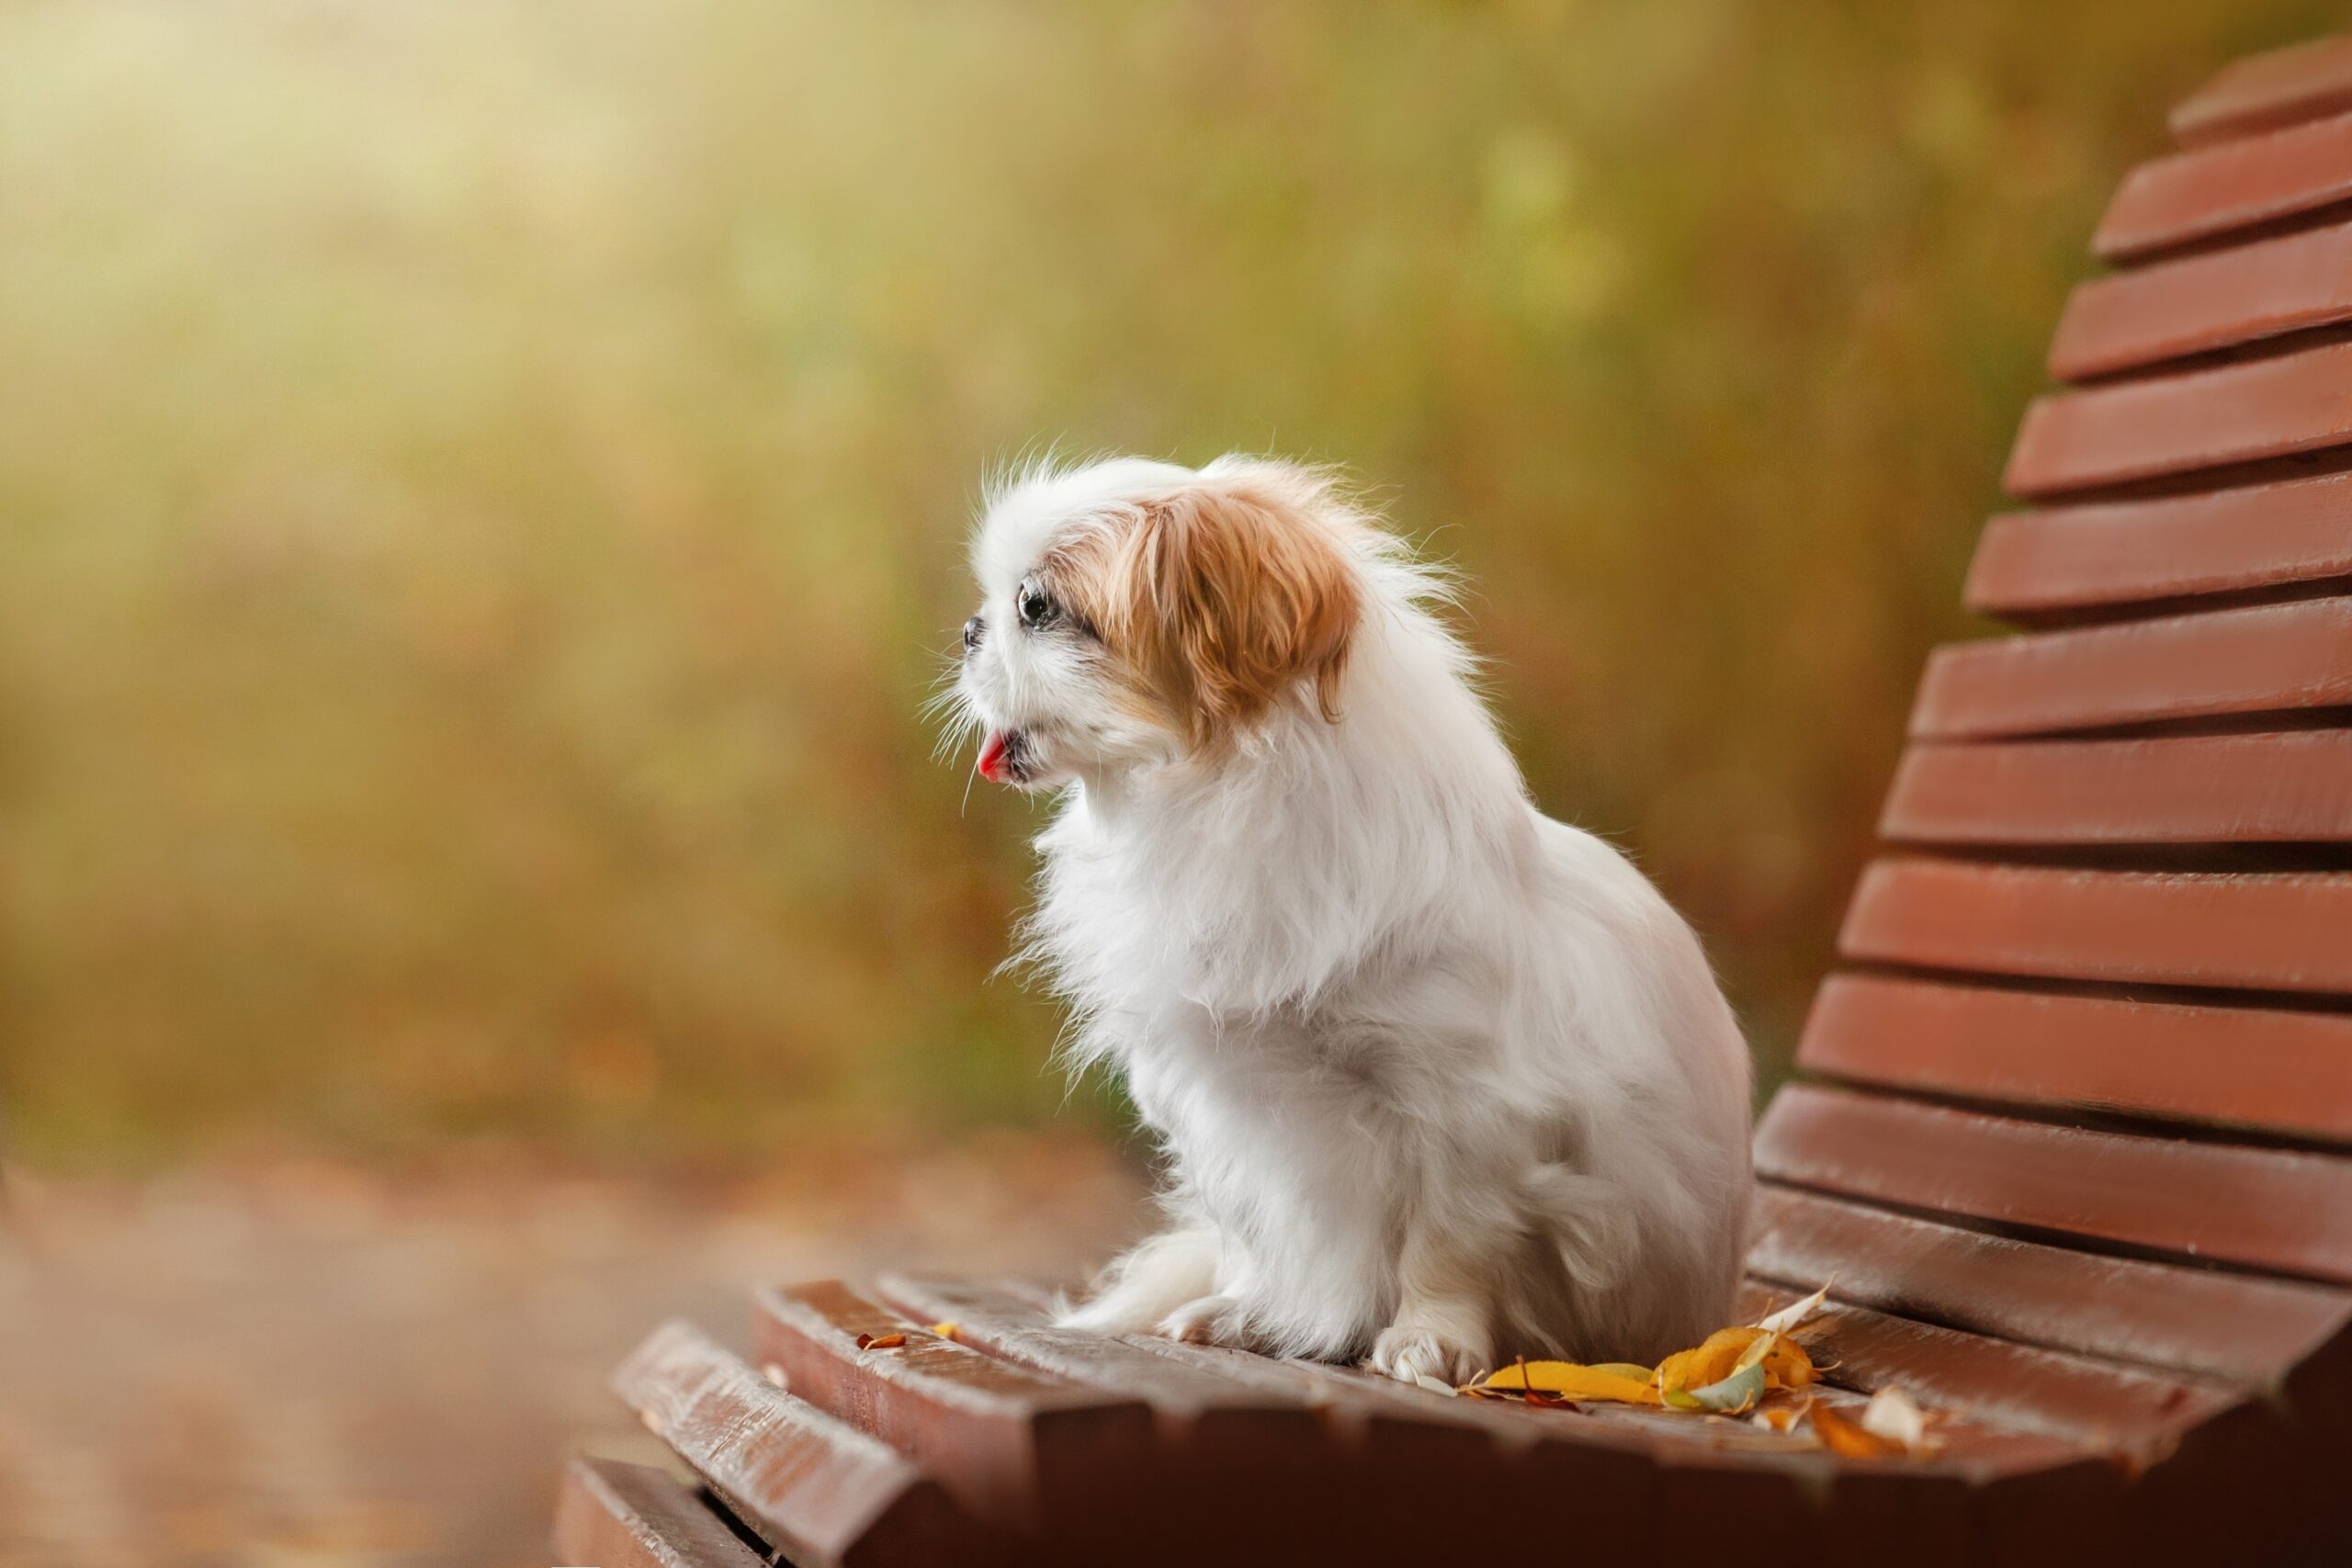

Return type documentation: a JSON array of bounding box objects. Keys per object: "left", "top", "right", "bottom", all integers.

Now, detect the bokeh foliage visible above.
[{"left": 0, "top": 0, "right": 2335, "bottom": 1163}]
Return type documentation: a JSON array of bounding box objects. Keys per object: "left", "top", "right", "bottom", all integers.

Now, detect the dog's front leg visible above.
[{"left": 1369, "top": 1202, "right": 1498, "bottom": 1385}]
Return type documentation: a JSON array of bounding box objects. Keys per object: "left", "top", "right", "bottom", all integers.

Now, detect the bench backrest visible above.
[{"left": 1753, "top": 30, "right": 2352, "bottom": 1413}]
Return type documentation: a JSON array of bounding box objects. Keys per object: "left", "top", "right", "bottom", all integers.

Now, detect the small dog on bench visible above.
[{"left": 950, "top": 454, "right": 1752, "bottom": 1383}]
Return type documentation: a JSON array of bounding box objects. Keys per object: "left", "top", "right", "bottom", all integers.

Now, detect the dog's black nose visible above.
[{"left": 962, "top": 615, "right": 984, "bottom": 654}]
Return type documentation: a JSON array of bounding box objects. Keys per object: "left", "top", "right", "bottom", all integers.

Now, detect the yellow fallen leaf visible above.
[
  {"left": 1474, "top": 1359, "right": 1662, "bottom": 1404},
  {"left": 931, "top": 1321, "right": 961, "bottom": 1340},
  {"left": 1587, "top": 1362, "right": 1657, "bottom": 1382}
]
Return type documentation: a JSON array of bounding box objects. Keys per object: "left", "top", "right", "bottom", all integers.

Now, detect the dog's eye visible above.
[{"left": 1017, "top": 578, "right": 1059, "bottom": 631}]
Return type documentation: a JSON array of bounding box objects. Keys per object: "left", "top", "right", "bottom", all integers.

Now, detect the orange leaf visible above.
[
  {"left": 1763, "top": 1335, "right": 1817, "bottom": 1389},
  {"left": 1810, "top": 1400, "right": 1906, "bottom": 1459},
  {"left": 855, "top": 1332, "right": 908, "bottom": 1350},
  {"left": 1656, "top": 1326, "right": 1766, "bottom": 1394}
]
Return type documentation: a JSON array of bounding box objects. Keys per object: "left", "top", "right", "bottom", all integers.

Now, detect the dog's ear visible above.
[{"left": 1110, "top": 464, "right": 1362, "bottom": 747}]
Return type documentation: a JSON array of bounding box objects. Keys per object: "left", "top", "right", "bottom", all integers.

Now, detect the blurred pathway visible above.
[{"left": 0, "top": 1140, "right": 1145, "bottom": 1567}]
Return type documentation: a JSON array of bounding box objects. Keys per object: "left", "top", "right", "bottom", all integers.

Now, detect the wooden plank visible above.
[
  {"left": 610, "top": 1320, "right": 1007, "bottom": 1568},
  {"left": 2006, "top": 341, "right": 2352, "bottom": 499},
  {"left": 1798, "top": 972, "right": 2352, "bottom": 1143},
  {"left": 871, "top": 1274, "right": 1335, "bottom": 1438},
  {"left": 1736, "top": 1282, "right": 2240, "bottom": 1463},
  {"left": 749, "top": 1280, "right": 1154, "bottom": 1534},
  {"left": 1963, "top": 471, "right": 2352, "bottom": 621},
  {"left": 873, "top": 1272, "right": 2075, "bottom": 1508},
  {"left": 876, "top": 1272, "right": 1587, "bottom": 1461},
  {"left": 2173, "top": 33, "right": 2352, "bottom": 149},
  {"left": 1838, "top": 856, "right": 2352, "bottom": 996},
  {"left": 871, "top": 1276, "right": 1690, "bottom": 1559},
  {"left": 893, "top": 1277, "right": 2083, "bottom": 1489},
  {"left": 2051, "top": 219, "right": 2352, "bottom": 380},
  {"left": 1747, "top": 1185, "right": 2352, "bottom": 1387},
  {"left": 2095, "top": 109, "right": 2352, "bottom": 261},
  {"left": 1881, "top": 732, "right": 2352, "bottom": 845},
  {"left": 1910, "top": 597, "right": 2352, "bottom": 739},
  {"left": 554, "top": 1457, "right": 767, "bottom": 1568},
  {"left": 1753, "top": 1083, "right": 2352, "bottom": 1283}
]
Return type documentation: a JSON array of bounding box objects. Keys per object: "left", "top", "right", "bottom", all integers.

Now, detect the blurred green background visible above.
[{"left": 1, "top": 0, "right": 2334, "bottom": 1169}]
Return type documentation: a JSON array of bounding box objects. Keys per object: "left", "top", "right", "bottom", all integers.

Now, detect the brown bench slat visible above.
[
  {"left": 2007, "top": 341, "right": 2352, "bottom": 498},
  {"left": 877, "top": 1272, "right": 2038, "bottom": 1492},
  {"left": 1747, "top": 1185, "right": 2352, "bottom": 1388},
  {"left": 872, "top": 1273, "right": 1351, "bottom": 1435},
  {"left": 1963, "top": 471, "right": 2352, "bottom": 621},
  {"left": 1840, "top": 856, "right": 2352, "bottom": 996},
  {"left": 1881, "top": 732, "right": 2352, "bottom": 845},
  {"left": 1912, "top": 597, "right": 2352, "bottom": 739},
  {"left": 1754, "top": 1083, "right": 2352, "bottom": 1284},
  {"left": 2172, "top": 34, "right": 2352, "bottom": 150},
  {"left": 750, "top": 1280, "right": 1154, "bottom": 1534},
  {"left": 610, "top": 1320, "right": 1007, "bottom": 1568},
  {"left": 876, "top": 1276, "right": 1711, "bottom": 1559},
  {"left": 1799, "top": 972, "right": 2352, "bottom": 1143},
  {"left": 2050, "top": 220, "right": 2352, "bottom": 381},
  {"left": 555, "top": 1457, "right": 767, "bottom": 1568},
  {"left": 2094, "top": 110, "right": 2352, "bottom": 262},
  {"left": 1736, "top": 1283, "right": 2238, "bottom": 1462},
  {"left": 879, "top": 1270, "right": 1632, "bottom": 1467}
]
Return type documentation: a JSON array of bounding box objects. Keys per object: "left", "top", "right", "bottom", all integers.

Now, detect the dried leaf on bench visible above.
[
  {"left": 1685, "top": 1360, "right": 1767, "bottom": 1414},
  {"left": 1655, "top": 1326, "right": 1815, "bottom": 1398},
  {"left": 854, "top": 1332, "right": 907, "bottom": 1350},
  {"left": 1752, "top": 1280, "right": 1835, "bottom": 1337},
  {"left": 1470, "top": 1359, "right": 1661, "bottom": 1404},
  {"left": 1656, "top": 1326, "right": 1758, "bottom": 1394},
  {"left": 1809, "top": 1400, "right": 1908, "bottom": 1459}
]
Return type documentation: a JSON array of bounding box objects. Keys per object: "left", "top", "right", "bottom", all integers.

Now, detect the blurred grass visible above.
[{"left": 0, "top": 0, "right": 2335, "bottom": 1167}]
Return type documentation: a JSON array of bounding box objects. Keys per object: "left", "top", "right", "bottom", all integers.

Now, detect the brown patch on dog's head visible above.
[{"left": 1046, "top": 462, "right": 1362, "bottom": 750}]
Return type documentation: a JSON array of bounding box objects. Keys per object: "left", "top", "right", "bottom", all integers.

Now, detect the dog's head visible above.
[{"left": 954, "top": 456, "right": 1365, "bottom": 789}]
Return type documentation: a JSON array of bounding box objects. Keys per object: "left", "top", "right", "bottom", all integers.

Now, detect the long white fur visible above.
[{"left": 952, "top": 454, "right": 1753, "bottom": 1382}]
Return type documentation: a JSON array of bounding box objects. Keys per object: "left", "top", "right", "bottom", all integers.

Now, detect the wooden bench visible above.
[{"left": 558, "top": 34, "right": 2352, "bottom": 1567}]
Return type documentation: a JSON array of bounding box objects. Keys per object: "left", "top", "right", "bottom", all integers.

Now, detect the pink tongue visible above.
[{"left": 977, "top": 731, "right": 1012, "bottom": 782}]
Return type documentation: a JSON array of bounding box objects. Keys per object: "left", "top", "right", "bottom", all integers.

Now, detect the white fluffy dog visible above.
[{"left": 949, "top": 454, "right": 1752, "bottom": 1383}]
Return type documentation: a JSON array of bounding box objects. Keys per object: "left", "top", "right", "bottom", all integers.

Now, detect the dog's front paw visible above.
[{"left": 1370, "top": 1325, "right": 1488, "bottom": 1387}]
